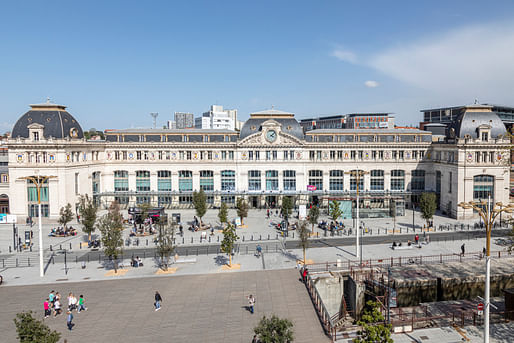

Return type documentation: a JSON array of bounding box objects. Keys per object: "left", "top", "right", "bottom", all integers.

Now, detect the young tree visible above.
[
  {"left": 157, "top": 220, "right": 175, "bottom": 270},
  {"left": 308, "top": 205, "right": 320, "bottom": 232},
  {"left": 193, "top": 188, "right": 207, "bottom": 226},
  {"left": 220, "top": 222, "right": 239, "bottom": 267},
  {"left": 253, "top": 314, "right": 294, "bottom": 343},
  {"left": 236, "top": 197, "right": 248, "bottom": 226},
  {"left": 297, "top": 221, "right": 310, "bottom": 264},
  {"left": 353, "top": 300, "right": 393, "bottom": 343},
  {"left": 329, "top": 200, "right": 341, "bottom": 223},
  {"left": 218, "top": 201, "right": 228, "bottom": 229},
  {"left": 98, "top": 201, "right": 124, "bottom": 272},
  {"left": 78, "top": 194, "right": 98, "bottom": 242},
  {"left": 419, "top": 192, "right": 437, "bottom": 228},
  {"left": 14, "top": 311, "right": 61, "bottom": 343},
  {"left": 139, "top": 202, "right": 152, "bottom": 225},
  {"left": 281, "top": 196, "right": 293, "bottom": 224},
  {"left": 58, "top": 203, "right": 74, "bottom": 229}
]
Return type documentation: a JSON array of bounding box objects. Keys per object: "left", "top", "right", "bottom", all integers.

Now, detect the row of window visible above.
[
  {"left": 310, "top": 150, "right": 427, "bottom": 161},
  {"left": 111, "top": 169, "right": 425, "bottom": 192}
]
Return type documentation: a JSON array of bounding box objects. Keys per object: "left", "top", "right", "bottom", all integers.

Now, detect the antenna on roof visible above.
[
  {"left": 46, "top": 97, "right": 51, "bottom": 104},
  {"left": 474, "top": 98, "right": 479, "bottom": 104},
  {"left": 150, "top": 112, "right": 159, "bottom": 129}
]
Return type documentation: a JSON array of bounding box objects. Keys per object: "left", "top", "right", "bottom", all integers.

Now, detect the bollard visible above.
[
  {"left": 251, "top": 235, "right": 253, "bottom": 241},
  {"left": 80, "top": 243, "right": 82, "bottom": 249},
  {"left": 16, "top": 258, "right": 18, "bottom": 267},
  {"left": 9, "top": 246, "right": 11, "bottom": 253},
  {"left": 259, "top": 235, "right": 261, "bottom": 240},
  {"left": 191, "top": 237, "right": 193, "bottom": 243},
  {"left": 76, "top": 256, "right": 78, "bottom": 263},
  {"left": 246, "top": 246, "right": 248, "bottom": 254},
  {"left": 146, "top": 239, "right": 148, "bottom": 246},
  {"left": 70, "top": 243, "right": 72, "bottom": 250},
  {"left": 196, "top": 248, "right": 199, "bottom": 256},
  {"left": 267, "top": 234, "right": 270, "bottom": 240},
  {"left": 292, "top": 232, "right": 295, "bottom": 238},
  {"left": 217, "top": 236, "right": 219, "bottom": 242},
  {"left": 209, "top": 236, "right": 211, "bottom": 243},
  {"left": 60, "top": 244, "right": 62, "bottom": 250},
  {"left": 186, "top": 249, "right": 188, "bottom": 256},
  {"left": 243, "top": 236, "right": 245, "bottom": 242},
  {"left": 28, "top": 258, "right": 30, "bottom": 267}
]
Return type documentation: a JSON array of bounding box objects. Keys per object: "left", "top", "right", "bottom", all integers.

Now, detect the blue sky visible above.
[{"left": 1, "top": 0, "right": 514, "bottom": 131}]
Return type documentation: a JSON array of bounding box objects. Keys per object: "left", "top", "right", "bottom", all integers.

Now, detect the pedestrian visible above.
[
  {"left": 247, "top": 294, "right": 255, "bottom": 314},
  {"left": 461, "top": 243, "right": 465, "bottom": 256},
  {"left": 154, "top": 291, "right": 162, "bottom": 311},
  {"left": 68, "top": 293, "right": 74, "bottom": 311},
  {"left": 66, "top": 311, "right": 74, "bottom": 331},
  {"left": 54, "top": 298, "right": 62, "bottom": 316},
  {"left": 415, "top": 234, "right": 419, "bottom": 245},
  {"left": 252, "top": 334, "right": 259, "bottom": 343},
  {"left": 49, "top": 290, "right": 55, "bottom": 306},
  {"left": 483, "top": 247, "right": 486, "bottom": 256},
  {"left": 78, "top": 295, "right": 87, "bottom": 312},
  {"left": 426, "top": 235, "right": 430, "bottom": 244},
  {"left": 44, "top": 299, "right": 50, "bottom": 318},
  {"left": 302, "top": 267, "right": 309, "bottom": 282}
]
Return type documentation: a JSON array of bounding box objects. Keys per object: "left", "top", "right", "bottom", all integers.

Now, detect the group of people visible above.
[
  {"left": 130, "top": 256, "right": 144, "bottom": 267},
  {"left": 48, "top": 226, "right": 77, "bottom": 237},
  {"left": 44, "top": 290, "right": 87, "bottom": 331},
  {"left": 392, "top": 233, "right": 430, "bottom": 249}
]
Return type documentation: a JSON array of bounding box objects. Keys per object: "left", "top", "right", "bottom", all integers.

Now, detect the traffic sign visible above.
[{"left": 477, "top": 303, "right": 484, "bottom": 311}]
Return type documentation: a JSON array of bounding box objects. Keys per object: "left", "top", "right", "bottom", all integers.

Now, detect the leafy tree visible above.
[
  {"left": 297, "top": 221, "right": 310, "bottom": 264},
  {"left": 329, "top": 200, "right": 341, "bottom": 222},
  {"left": 419, "top": 192, "right": 437, "bottom": 228},
  {"left": 14, "top": 311, "right": 61, "bottom": 343},
  {"left": 281, "top": 196, "right": 293, "bottom": 224},
  {"left": 236, "top": 197, "right": 248, "bottom": 226},
  {"left": 98, "top": 201, "right": 124, "bottom": 272},
  {"left": 218, "top": 202, "right": 228, "bottom": 229},
  {"left": 78, "top": 194, "right": 98, "bottom": 242},
  {"left": 353, "top": 300, "right": 392, "bottom": 343},
  {"left": 193, "top": 189, "right": 207, "bottom": 226},
  {"left": 253, "top": 314, "right": 294, "bottom": 343},
  {"left": 308, "top": 205, "right": 320, "bottom": 232},
  {"left": 220, "top": 222, "right": 239, "bottom": 266},
  {"left": 139, "top": 202, "right": 152, "bottom": 225},
  {"left": 157, "top": 219, "right": 175, "bottom": 270},
  {"left": 58, "top": 203, "right": 74, "bottom": 229}
]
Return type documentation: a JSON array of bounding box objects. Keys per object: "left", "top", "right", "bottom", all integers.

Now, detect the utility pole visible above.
[{"left": 345, "top": 170, "right": 369, "bottom": 264}]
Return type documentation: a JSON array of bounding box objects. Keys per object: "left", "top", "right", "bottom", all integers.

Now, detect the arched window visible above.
[
  {"left": 370, "top": 170, "right": 384, "bottom": 191},
  {"left": 309, "top": 170, "right": 323, "bottom": 191},
  {"left": 390, "top": 170, "right": 405, "bottom": 191},
  {"left": 349, "top": 170, "right": 364, "bottom": 191},
  {"left": 221, "top": 170, "right": 235, "bottom": 191},
  {"left": 329, "top": 170, "right": 344, "bottom": 191},
  {"left": 114, "top": 170, "right": 129, "bottom": 192},
  {"left": 157, "top": 170, "right": 172, "bottom": 192},
  {"left": 266, "top": 170, "right": 279, "bottom": 191},
  {"left": 473, "top": 175, "right": 494, "bottom": 201}
]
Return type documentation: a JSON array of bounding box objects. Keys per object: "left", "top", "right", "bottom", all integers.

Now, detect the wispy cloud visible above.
[
  {"left": 364, "top": 80, "right": 379, "bottom": 88},
  {"left": 0, "top": 122, "right": 12, "bottom": 133},
  {"left": 368, "top": 22, "right": 514, "bottom": 100},
  {"left": 331, "top": 48, "right": 357, "bottom": 63}
]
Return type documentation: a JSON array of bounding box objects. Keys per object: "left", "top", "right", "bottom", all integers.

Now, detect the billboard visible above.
[{"left": 307, "top": 185, "right": 317, "bottom": 191}]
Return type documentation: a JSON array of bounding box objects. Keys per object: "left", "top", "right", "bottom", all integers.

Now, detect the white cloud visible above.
[
  {"left": 368, "top": 22, "right": 514, "bottom": 100},
  {"left": 331, "top": 48, "right": 357, "bottom": 63},
  {"left": 364, "top": 80, "right": 379, "bottom": 88}
]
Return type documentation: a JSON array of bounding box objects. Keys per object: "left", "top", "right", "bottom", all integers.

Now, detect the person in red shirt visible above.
[{"left": 43, "top": 299, "right": 50, "bottom": 318}]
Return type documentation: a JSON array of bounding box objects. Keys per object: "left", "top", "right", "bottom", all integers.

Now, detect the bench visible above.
[
  {"left": 175, "top": 258, "right": 197, "bottom": 264},
  {"left": 392, "top": 245, "right": 414, "bottom": 250}
]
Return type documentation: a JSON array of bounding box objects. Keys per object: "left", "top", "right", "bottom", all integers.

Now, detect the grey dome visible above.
[
  {"left": 12, "top": 102, "right": 84, "bottom": 139},
  {"left": 449, "top": 106, "right": 506, "bottom": 139},
  {"left": 239, "top": 109, "right": 304, "bottom": 140}
]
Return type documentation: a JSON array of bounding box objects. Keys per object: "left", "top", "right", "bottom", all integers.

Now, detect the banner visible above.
[
  {"left": 298, "top": 205, "right": 306, "bottom": 220},
  {"left": 0, "top": 214, "right": 6, "bottom": 224}
]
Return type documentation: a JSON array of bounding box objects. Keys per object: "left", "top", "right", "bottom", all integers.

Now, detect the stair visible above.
[{"left": 0, "top": 252, "right": 40, "bottom": 269}]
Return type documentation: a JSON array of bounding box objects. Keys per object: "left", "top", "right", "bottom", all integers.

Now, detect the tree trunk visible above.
[
  {"left": 229, "top": 253, "right": 232, "bottom": 267},
  {"left": 240, "top": 217, "right": 243, "bottom": 226},
  {"left": 114, "top": 258, "right": 118, "bottom": 273},
  {"left": 88, "top": 232, "right": 92, "bottom": 242},
  {"left": 303, "top": 248, "right": 306, "bottom": 265}
]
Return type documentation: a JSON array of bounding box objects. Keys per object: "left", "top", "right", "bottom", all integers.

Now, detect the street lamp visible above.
[
  {"left": 345, "top": 169, "right": 369, "bottom": 263},
  {"left": 458, "top": 197, "right": 514, "bottom": 343},
  {"left": 18, "top": 174, "right": 57, "bottom": 277}
]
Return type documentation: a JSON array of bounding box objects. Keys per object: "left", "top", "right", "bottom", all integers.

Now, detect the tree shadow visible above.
[{"left": 214, "top": 255, "right": 229, "bottom": 266}]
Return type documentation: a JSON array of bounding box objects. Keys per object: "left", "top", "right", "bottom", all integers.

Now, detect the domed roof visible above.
[
  {"left": 449, "top": 105, "right": 506, "bottom": 139},
  {"left": 12, "top": 101, "right": 84, "bottom": 140},
  {"left": 239, "top": 108, "right": 304, "bottom": 140}
]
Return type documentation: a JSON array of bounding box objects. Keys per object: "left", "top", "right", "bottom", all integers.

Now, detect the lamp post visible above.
[
  {"left": 345, "top": 170, "right": 369, "bottom": 263},
  {"left": 458, "top": 197, "right": 514, "bottom": 343},
  {"left": 18, "top": 174, "right": 57, "bottom": 277}
]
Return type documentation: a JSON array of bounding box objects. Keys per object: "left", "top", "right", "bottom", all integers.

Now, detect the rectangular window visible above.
[
  {"left": 248, "top": 170, "right": 261, "bottom": 191},
  {"left": 255, "top": 151, "right": 260, "bottom": 160},
  {"left": 221, "top": 170, "right": 235, "bottom": 191},
  {"left": 283, "top": 170, "right": 296, "bottom": 191},
  {"left": 249, "top": 151, "right": 253, "bottom": 160},
  {"left": 329, "top": 170, "right": 344, "bottom": 191},
  {"left": 272, "top": 151, "right": 277, "bottom": 160},
  {"left": 157, "top": 170, "right": 172, "bottom": 192},
  {"left": 137, "top": 151, "right": 142, "bottom": 160},
  {"left": 265, "top": 170, "right": 279, "bottom": 191},
  {"left": 136, "top": 170, "right": 150, "bottom": 192},
  {"left": 370, "top": 170, "right": 384, "bottom": 191},
  {"left": 351, "top": 151, "right": 356, "bottom": 159},
  {"left": 266, "top": 151, "right": 271, "bottom": 160},
  {"left": 178, "top": 170, "right": 193, "bottom": 191}
]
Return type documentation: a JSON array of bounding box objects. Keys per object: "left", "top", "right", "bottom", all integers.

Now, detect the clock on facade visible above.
[{"left": 266, "top": 129, "right": 277, "bottom": 142}]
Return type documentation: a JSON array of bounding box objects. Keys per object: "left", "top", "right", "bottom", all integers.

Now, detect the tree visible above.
[
  {"left": 193, "top": 189, "right": 207, "bottom": 226},
  {"left": 220, "top": 222, "right": 239, "bottom": 267},
  {"left": 308, "top": 205, "right": 320, "bottom": 232},
  {"left": 98, "top": 201, "right": 124, "bottom": 272},
  {"left": 218, "top": 202, "right": 228, "bottom": 229},
  {"left": 353, "top": 300, "right": 393, "bottom": 343},
  {"left": 58, "top": 203, "right": 74, "bottom": 229},
  {"left": 298, "top": 221, "right": 310, "bottom": 264},
  {"left": 78, "top": 194, "right": 98, "bottom": 242},
  {"left": 139, "top": 202, "right": 152, "bottom": 225},
  {"left": 419, "top": 192, "right": 437, "bottom": 228},
  {"left": 281, "top": 196, "right": 293, "bottom": 224},
  {"left": 236, "top": 197, "right": 248, "bottom": 226},
  {"left": 14, "top": 311, "right": 61, "bottom": 343},
  {"left": 157, "top": 219, "right": 175, "bottom": 270},
  {"left": 329, "top": 200, "right": 341, "bottom": 223},
  {"left": 253, "top": 314, "right": 294, "bottom": 343}
]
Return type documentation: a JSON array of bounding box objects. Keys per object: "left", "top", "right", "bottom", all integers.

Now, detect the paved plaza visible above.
[{"left": 0, "top": 269, "right": 328, "bottom": 343}]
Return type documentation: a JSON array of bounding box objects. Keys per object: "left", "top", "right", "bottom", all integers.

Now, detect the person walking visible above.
[
  {"left": 66, "top": 311, "right": 74, "bottom": 331},
  {"left": 252, "top": 334, "right": 259, "bottom": 343},
  {"left": 247, "top": 294, "right": 255, "bottom": 314},
  {"left": 43, "top": 299, "right": 50, "bottom": 318},
  {"left": 154, "top": 291, "right": 162, "bottom": 311},
  {"left": 54, "top": 298, "right": 62, "bottom": 316},
  {"left": 77, "top": 295, "right": 87, "bottom": 312},
  {"left": 461, "top": 243, "right": 465, "bottom": 256}
]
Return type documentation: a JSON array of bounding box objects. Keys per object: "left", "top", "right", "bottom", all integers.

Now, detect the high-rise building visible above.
[
  {"left": 195, "top": 105, "right": 237, "bottom": 130},
  {"left": 174, "top": 112, "right": 194, "bottom": 129}
]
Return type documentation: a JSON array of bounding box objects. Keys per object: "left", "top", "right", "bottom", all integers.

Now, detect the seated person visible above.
[
  {"left": 137, "top": 256, "right": 143, "bottom": 267},
  {"left": 131, "top": 257, "right": 137, "bottom": 267},
  {"left": 407, "top": 240, "right": 412, "bottom": 246},
  {"left": 398, "top": 242, "right": 402, "bottom": 247},
  {"left": 392, "top": 241, "right": 397, "bottom": 248}
]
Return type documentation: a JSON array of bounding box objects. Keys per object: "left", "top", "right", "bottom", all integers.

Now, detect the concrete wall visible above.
[
  {"left": 313, "top": 275, "right": 345, "bottom": 317},
  {"left": 345, "top": 276, "right": 366, "bottom": 319}
]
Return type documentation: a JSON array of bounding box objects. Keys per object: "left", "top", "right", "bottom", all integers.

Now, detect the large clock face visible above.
[{"left": 266, "top": 129, "right": 277, "bottom": 142}]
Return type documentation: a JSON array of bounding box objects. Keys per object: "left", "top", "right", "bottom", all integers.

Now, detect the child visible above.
[
  {"left": 54, "top": 299, "right": 62, "bottom": 316},
  {"left": 43, "top": 299, "right": 50, "bottom": 318},
  {"left": 78, "top": 295, "right": 87, "bottom": 312}
]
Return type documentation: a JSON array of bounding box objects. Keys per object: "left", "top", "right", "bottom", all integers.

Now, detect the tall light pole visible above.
[
  {"left": 19, "top": 174, "right": 57, "bottom": 277},
  {"left": 345, "top": 170, "right": 369, "bottom": 263},
  {"left": 458, "top": 197, "right": 514, "bottom": 343}
]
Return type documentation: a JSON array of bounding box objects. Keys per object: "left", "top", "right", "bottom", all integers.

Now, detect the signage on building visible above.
[
  {"left": 379, "top": 122, "right": 388, "bottom": 128},
  {"left": 307, "top": 185, "right": 317, "bottom": 191}
]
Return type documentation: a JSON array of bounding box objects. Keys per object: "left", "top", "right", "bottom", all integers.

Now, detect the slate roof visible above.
[
  {"left": 12, "top": 107, "right": 84, "bottom": 140},
  {"left": 449, "top": 110, "right": 507, "bottom": 139}
]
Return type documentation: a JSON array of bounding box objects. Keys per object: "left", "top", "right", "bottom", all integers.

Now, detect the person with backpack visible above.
[{"left": 154, "top": 291, "right": 162, "bottom": 311}]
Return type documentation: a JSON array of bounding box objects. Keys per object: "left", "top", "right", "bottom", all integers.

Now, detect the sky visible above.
[{"left": 1, "top": 0, "right": 514, "bottom": 132}]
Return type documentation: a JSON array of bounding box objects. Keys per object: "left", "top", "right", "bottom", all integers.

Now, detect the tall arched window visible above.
[
  {"left": 199, "top": 170, "right": 214, "bottom": 191},
  {"left": 248, "top": 170, "right": 261, "bottom": 191},
  {"left": 350, "top": 170, "right": 364, "bottom": 191},
  {"left": 178, "top": 170, "right": 193, "bottom": 191},
  {"left": 309, "top": 170, "right": 323, "bottom": 191},
  {"left": 411, "top": 170, "right": 425, "bottom": 191},
  {"left": 370, "top": 170, "right": 384, "bottom": 191},
  {"left": 473, "top": 175, "right": 494, "bottom": 201},
  {"left": 329, "top": 170, "right": 344, "bottom": 191},
  {"left": 114, "top": 170, "right": 129, "bottom": 192},
  {"left": 266, "top": 170, "right": 279, "bottom": 191},
  {"left": 390, "top": 170, "right": 405, "bottom": 191},
  {"left": 157, "top": 171, "right": 172, "bottom": 192},
  {"left": 221, "top": 170, "right": 235, "bottom": 191},
  {"left": 283, "top": 170, "right": 296, "bottom": 191},
  {"left": 136, "top": 170, "right": 150, "bottom": 192}
]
